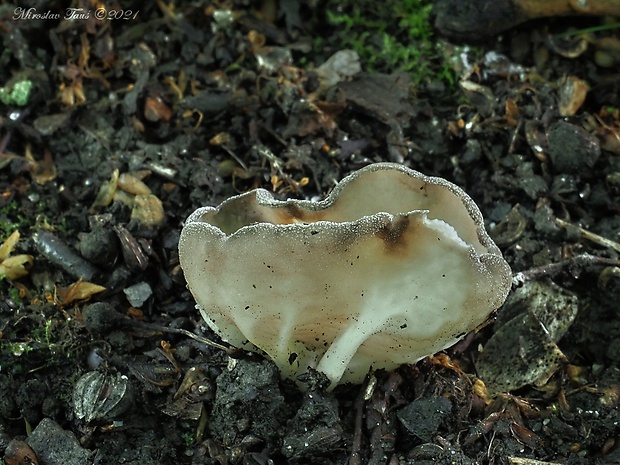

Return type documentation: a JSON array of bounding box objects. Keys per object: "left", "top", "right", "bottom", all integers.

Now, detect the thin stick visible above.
[
  {"left": 555, "top": 217, "right": 620, "bottom": 253},
  {"left": 122, "top": 319, "right": 234, "bottom": 353},
  {"left": 512, "top": 253, "right": 620, "bottom": 286}
]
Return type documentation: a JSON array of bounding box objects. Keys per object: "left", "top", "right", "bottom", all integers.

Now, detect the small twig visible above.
[
  {"left": 0, "top": 132, "right": 11, "bottom": 154},
  {"left": 508, "top": 457, "right": 565, "bottom": 465},
  {"left": 121, "top": 319, "right": 234, "bottom": 354},
  {"left": 555, "top": 217, "right": 620, "bottom": 253},
  {"left": 507, "top": 118, "right": 523, "bottom": 154},
  {"left": 348, "top": 380, "right": 370, "bottom": 465},
  {"left": 512, "top": 253, "right": 620, "bottom": 287}
]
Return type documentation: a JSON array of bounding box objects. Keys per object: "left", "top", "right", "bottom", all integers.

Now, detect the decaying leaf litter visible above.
[{"left": 0, "top": 1, "right": 619, "bottom": 464}]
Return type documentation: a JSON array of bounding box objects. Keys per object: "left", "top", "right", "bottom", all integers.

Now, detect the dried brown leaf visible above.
[
  {"left": 118, "top": 172, "right": 152, "bottom": 195},
  {"left": 90, "top": 169, "right": 119, "bottom": 210},
  {"left": 26, "top": 146, "right": 57, "bottom": 185},
  {"left": 0, "top": 254, "right": 33, "bottom": 280},
  {"left": 0, "top": 231, "right": 33, "bottom": 280},
  {"left": 0, "top": 230, "right": 20, "bottom": 261},
  {"left": 56, "top": 279, "right": 106, "bottom": 305}
]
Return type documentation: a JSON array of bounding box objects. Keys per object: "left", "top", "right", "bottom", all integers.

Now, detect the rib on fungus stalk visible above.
[{"left": 179, "top": 163, "right": 512, "bottom": 388}]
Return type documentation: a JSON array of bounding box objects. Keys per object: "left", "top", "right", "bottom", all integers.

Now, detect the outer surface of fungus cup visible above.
[{"left": 179, "top": 163, "right": 512, "bottom": 387}]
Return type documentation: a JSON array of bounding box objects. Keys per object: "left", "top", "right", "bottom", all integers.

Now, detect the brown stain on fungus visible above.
[
  {"left": 267, "top": 203, "right": 314, "bottom": 225},
  {"left": 271, "top": 203, "right": 331, "bottom": 225},
  {"left": 375, "top": 216, "right": 410, "bottom": 253},
  {"left": 284, "top": 203, "right": 306, "bottom": 221}
]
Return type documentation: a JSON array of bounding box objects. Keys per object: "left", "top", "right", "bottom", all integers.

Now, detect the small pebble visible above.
[
  {"left": 547, "top": 121, "right": 600, "bottom": 173},
  {"left": 82, "top": 302, "right": 123, "bottom": 335},
  {"left": 77, "top": 227, "right": 119, "bottom": 267},
  {"left": 123, "top": 282, "right": 153, "bottom": 307}
]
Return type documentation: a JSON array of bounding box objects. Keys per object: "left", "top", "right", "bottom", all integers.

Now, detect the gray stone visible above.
[
  {"left": 397, "top": 397, "right": 452, "bottom": 442},
  {"left": 27, "top": 418, "right": 91, "bottom": 465},
  {"left": 123, "top": 281, "right": 153, "bottom": 307}
]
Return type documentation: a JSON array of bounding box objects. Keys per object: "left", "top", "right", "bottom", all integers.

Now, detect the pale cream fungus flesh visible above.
[{"left": 179, "top": 163, "right": 512, "bottom": 388}]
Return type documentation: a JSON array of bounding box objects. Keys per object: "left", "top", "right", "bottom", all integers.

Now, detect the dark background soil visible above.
[{"left": 0, "top": 1, "right": 620, "bottom": 464}]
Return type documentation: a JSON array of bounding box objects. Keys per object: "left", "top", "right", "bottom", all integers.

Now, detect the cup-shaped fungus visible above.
[{"left": 179, "top": 163, "right": 512, "bottom": 387}]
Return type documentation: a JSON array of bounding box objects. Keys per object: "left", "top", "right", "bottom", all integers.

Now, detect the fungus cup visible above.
[{"left": 179, "top": 163, "right": 512, "bottom": 388}]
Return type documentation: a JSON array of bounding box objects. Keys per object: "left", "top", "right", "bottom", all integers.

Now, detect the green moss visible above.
[
  {"left": 1, "top": 341, "right": 33, "bottom": 357},
  {"left": 8, "top": 286, "right": 22, "bottom": 306},
  {"left": 0, "top": 201, "right": 29, "bottom": 241},
  {"left": 324, "top": 0, "right": 454, "bottom": 86},
  {"left": 182, "top": 432, "right": 196, "bottom": 447},
  {"left": 0, "top": 199, "right": 68, "bottom": 242},
  {"left": 0, "top": 79, "right": 33, "bottom": 106}
]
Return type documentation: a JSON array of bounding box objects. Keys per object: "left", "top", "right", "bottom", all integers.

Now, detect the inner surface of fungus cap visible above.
[{"left": 179, "top": 162, "right": 512, "bottom": 387}]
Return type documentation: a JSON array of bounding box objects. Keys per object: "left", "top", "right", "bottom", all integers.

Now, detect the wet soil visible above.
[{"left": 1, "top": 2, "right": 620, "bottom": 465}]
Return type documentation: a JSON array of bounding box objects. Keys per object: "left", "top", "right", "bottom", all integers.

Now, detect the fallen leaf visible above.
[
  {"left": 26, "top": 146, "right": 57, "bottom": 185},
  {"left": 56, "top": 279, "right": 106, "bottom": 305},
  {"left": 90, "top": 169, "right": 119, "bottom": 211},
  {"left": 0, "top": 230, "right": 20, "bottom": 261},
  {"left": 0, "top": 254, "right": 34, "bottom": 280},
  {"left": 0, "top": 231, "right": 33, "bottom": 280}
]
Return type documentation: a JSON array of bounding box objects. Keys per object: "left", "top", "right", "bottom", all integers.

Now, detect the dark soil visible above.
[{"left": 1, "top": 2, "right": 620, "bottom": 465}]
